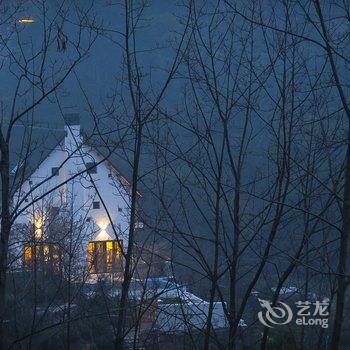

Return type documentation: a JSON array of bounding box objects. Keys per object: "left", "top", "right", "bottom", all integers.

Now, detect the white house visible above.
[{"left": 10, "top": 114, "right": 134, "bottom": 280}]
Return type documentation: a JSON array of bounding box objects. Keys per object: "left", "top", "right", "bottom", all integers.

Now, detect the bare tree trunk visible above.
[
  {"left": 115, "top": 122, "right": 142, "bottom": 349},
  {"left": 312, "top": 2, "right": 350, "bottom": 348},
  {"left": 331, "top": 133, "right": 350, "bottom": 349},
  {"left": 0, "top": 142, "right": 10, "bottom": 350},
  {"left": 203, "top": 140, "right": 224, "bottom": 349}
]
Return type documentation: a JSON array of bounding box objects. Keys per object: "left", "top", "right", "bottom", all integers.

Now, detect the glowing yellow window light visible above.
[
  {"left": 106, "top": 241, "right": 113, "bottom": 271},
  {"left": 18, "top": 19, "right": 35, "bottom": 23},
  {"left": 115, "top": 241, "right": 122, "bottom": 258},
  {"left": 33, "top": 215, "right": 45, "bottom": 239},
  {"left": 24, "top": 246, "right": 32, "bottom": 264},
  {"left": 23, "top": 243, "right": 62, "bottom": 272},
  {"left": 106, "top": 241, "right": 113, "bottom": 261},
  {"left": 43, "top": 244, "right": 49, "bottom": 262},
  {"left": 87, "top": 240, "right": 122, "bottom": 274},
  {"left": 87, "top": 242, "right": 95, "bottom": 273},
  {"left": 88, "top": 242, "right": 94, "bottom": 255}
]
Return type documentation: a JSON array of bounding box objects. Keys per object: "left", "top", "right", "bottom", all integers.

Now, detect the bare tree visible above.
[{"left": 0, "top": 1, "right": 98, "bottom": 347}]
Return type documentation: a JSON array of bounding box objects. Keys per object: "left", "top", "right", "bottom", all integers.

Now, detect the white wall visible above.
[{"left": 11, "top": 124, "right": 132, "bottom": 271}]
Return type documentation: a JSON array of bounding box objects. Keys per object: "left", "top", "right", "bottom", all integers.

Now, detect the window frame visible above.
[
  {"left": 86, "top": 162, "right": 97, "bottom": 174},
  {"left": 92, "top": 201, "right": 100, "bottom": 209},
  {"left": 51, "top": 167, "right": 60, "bottom": 176},
  {"left": 87, "top": 240, "right": 123, "bottom": 274},
  {"left": 23, "top": 242, "right": 62, "bottom": 273}
]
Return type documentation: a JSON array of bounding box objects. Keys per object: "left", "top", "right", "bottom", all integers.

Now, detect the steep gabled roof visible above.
[
  {"left": 9, "top": 123, "right": 135, "bottom": 195},
  {"left": 9, "top": 124, "right": 66, "bottom": 191}
]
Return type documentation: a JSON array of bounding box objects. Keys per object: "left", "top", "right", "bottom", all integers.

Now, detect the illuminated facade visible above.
[
  {"left": 23, "top": 242, "right": 62, "bottom": 273},
  {"left": 87, "top": 240, "right": 123, "bottom": 274},
  {"left": 11, "top": 114, "right": 133, "bottom": 279}
]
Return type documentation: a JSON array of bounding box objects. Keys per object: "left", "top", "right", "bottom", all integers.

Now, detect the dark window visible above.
[
  {"left": 23, "top": 243, "right": 62, "bottom": 273},
  {"left": 51, "top": 167, "right": 59, "bottom": 176},
  {"left": 87, "top": 240, "right": 123, "bottom": 274},
  {"left": 108, "top": 173, "right": 112, "bottom": 178},
  {"left": 93, "top": 201, "right": 100, "bottom": 209},
  {"left": 86, "top": 162, "right": 97, "bottom": 174},
  {"left": 29, "top": 180, "right": 33, "bottom": 185},
  {"left": 118, "top": 207, "right": 123, "bottom": 212},
  {"left": 49, "top": 206, "right": 59, "bottom": 218},
  {"left": 86, "top": 217, "right": 91, "bottom": 222}
]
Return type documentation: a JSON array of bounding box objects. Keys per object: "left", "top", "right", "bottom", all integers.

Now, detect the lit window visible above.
[
  {"left": 86, "top": 162, "right": 97, "bottom": 174},
  {"left": 24, "top": 246, "right": 32, "bottom": 264},
  {"left": 33, "top": 216, "right": 44, "bottom": 239},
  {"left": 23, "top": 243, "right": 62, "bottom": 273},
  {"left": 87, "top": 240, "right": 122, "bottom": 274},
  {"left": 51, "top": 167, "right": 59, "bottom": 176},
  {"left": 93, "top": 201, "right": 100, "bottom": 209},
  {"left": 18, "top": 19, "right": 35, "bottom": 23},
  {"left": 106, "top": 241, "right": 113, "bottom": 270}
]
